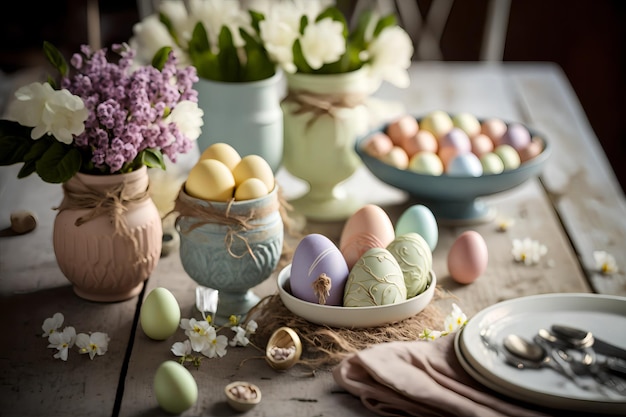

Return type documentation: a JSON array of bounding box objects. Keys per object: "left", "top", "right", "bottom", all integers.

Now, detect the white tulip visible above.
[
  {"left": 366, "top": 26, "right": 413, "bottom": 88},
  {"left": 300, "top": 17, "right": 346, "bottom": 70}
]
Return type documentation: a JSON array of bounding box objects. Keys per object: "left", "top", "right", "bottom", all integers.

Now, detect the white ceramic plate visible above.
[
  {"left": 276, "top": 264, "right": 435, "bottom": 328},
  {"left": 457, "top": 293, "right": 626, "bottom": 414}
]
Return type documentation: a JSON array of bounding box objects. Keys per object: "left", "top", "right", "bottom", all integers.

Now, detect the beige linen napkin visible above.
[{"left": 332, "top": 333, "right": 551, "bottom": 417}]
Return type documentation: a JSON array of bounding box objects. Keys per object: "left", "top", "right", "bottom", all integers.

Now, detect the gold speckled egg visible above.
[{"left": 343, "top": 247, "right": 407, "bottom": 307}]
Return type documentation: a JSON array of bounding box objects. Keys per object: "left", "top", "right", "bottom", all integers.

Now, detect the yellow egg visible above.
[
  {"left": 199, "top": 142, "right": 241, "bottom": 170},
  {"left": 186, "top": 159, "right": 235, "bottom": 201},
  {"left": 234, "top": 177, "right": 269, "bottom": 201},
  {"left": 154, "top": 361, "right": 198, "bottom": 414},
  {"left": 232, "top": 155, "right": 275, "bottom": 191},
  {"left": 140, "top": 287, "right": 181, "bottom": 340}
]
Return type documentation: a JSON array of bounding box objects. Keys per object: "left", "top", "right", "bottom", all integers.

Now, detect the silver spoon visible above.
[{"left": 503, "top": 334, "right": 594, "bottom": 390}]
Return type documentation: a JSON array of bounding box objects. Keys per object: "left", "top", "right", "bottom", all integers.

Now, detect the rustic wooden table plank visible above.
[{"left": 1, "top": 63, "right": 622, "bottom": 417}]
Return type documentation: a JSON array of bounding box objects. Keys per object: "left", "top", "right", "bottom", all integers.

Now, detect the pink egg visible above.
[
  {"left": 386, "top": 115, "right": 418, "bottom": 146},
  {"left": 501, "top": 123, "right": 531, "bottom": 151},
  {"left": 340, "top": 204, "right": 395, "bottom": 270},
  {"left": 447, "top": 230, "right": 488, "bottom": 284},
  {"left": 481, "top": 118, "right": 507, "bottom": 145},
  {"left": 402, "top": 130, "right": 438, "bottom": 157},
  {"left": 363, "top": 132, "right": 394, "bottom": 158},
  {"left": 470, "top": 133, "right": 494, "bottom": 157},
  {"left": 291, "top": 234, "right": 349, "bottom": 305},
  {"left": 438, "top": 146, "right": 461, "bottom": 169},
  {"left": 518, "top": 136, "right": 544, "bottom": 162}
]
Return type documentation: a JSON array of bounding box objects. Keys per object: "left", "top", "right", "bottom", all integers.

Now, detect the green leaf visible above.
[
  {"left": 218, "top": 26, "right": 240, "bottom": 82},
  {"left": 43, "top": 41, "right": 68, "bottom": 77},
  {"left": 299, "top": 15, "right": 308, "bottom": 34},
  {"left": 373, "top": 14, "right": 397, "bottom": 37},
  {"left": 0, "top": 121, "right": 34, "bottom": 165},
  {"left": 152, "top": 46, "right": 172, "bottom": 70},
  {"left": 249, "top": 10, "right": 264, "bottom": 34},
  {"left": 141, "top": 148, "right": 166, "bottom": 170},
  {"left": 159, "top": 12, "right": 180, "bottom": 45},
  {"left": 17, "top": 160, "right": 37, "bottom": 178},
  {"left": 293, "top": 39, "right": 313, "bottom": 73},
  {"left": 350, "top": 9, "right": 374, "bottom": 50},
  {"left": 35, "top": 142, "right": 82, "bottom": 183},
  {"left": 239, "top": 28, "right": 275, "bottom": 81},
  {"left": 189, "top": 22, "right": 211, "bottom": 56},
  {"left": 23, "top": 136, "right": 53, "bottom": 162}
]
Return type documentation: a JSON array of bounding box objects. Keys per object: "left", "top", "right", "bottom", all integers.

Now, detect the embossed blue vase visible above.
[{"left": 176, "top": 186, "right": 283, "bottom": 324}]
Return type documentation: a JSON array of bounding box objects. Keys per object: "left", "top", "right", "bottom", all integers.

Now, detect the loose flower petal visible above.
[
  {"left": 593, "top": 251, "right": 619, "bottom": 275},
  {"left": 512, "top": 238, "right": 547, "bottom": 265},
  {"left": 42, "top": 312, "right": 65, "bottom": 338}
]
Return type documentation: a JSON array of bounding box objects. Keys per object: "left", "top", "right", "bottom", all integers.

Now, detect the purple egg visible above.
[
  {"left": 501, "top": 123, "right": 531, "bottom": 151},
  {"left": 439, "top": 128, "right": 471, "bottom": 153},
  {"left": 290, "top": 234, "right": 349, "bottom": 305}
]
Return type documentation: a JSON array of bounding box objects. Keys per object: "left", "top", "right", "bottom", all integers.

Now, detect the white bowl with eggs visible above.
[
  {"left": 277, "top": 263, "right": 436, "bottom": 329},
  {"left": 355, "top": 112, "right": 551, "bottom": 223}
]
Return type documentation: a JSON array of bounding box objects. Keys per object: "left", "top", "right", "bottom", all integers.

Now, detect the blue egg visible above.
[
  {"left": 395, "top": 204, "right": 438, "bottom": 251},
  {"left": 446, "top": 153, "right": 483, "bottom": 177}
]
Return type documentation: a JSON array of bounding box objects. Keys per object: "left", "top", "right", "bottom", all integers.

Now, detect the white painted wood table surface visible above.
[{"left": 1, "top": 62, "right": 624, "bottom": 417}]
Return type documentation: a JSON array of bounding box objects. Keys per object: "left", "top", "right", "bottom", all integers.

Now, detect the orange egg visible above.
[
  {"left": 447, "top": 230, "right": 488, "bottom": 284},
  {"left": 339, "top": 204, "right": 396, "bottom": 270}
]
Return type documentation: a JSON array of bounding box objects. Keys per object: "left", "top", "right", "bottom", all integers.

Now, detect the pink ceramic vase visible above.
[{"left": 53, "top": 166, "right": 162, "bottom": 302}]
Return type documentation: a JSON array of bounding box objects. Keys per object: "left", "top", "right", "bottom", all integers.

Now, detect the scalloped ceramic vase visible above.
[
  {"left": 53, "top": 166, "right": 162, "bottom": 302},
  {"left": 176, "top": 186, "right": 284, "bottom": 324}
]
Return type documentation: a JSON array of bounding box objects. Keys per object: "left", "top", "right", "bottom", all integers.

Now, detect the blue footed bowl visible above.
[
  {"left": 355, "top": 116, "right": 551, "bottom": 223},
  {"left": 176, "top": 185, "right": 284, "bottom": 323}
]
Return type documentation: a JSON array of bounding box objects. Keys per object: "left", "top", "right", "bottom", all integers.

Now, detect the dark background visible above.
[{"left": 2, "top": 0, "right": 624, "bottom": 192}]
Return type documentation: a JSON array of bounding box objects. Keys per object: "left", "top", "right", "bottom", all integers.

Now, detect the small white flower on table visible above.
[
  {"left": 593, "top": 250, "right": 619, "bottom": 275},
  {"left": 512, "top": 238, "right": 547, "bottom": 265},
  {"left": 76, "top": 332, "right": 110, "bottom": 360}
]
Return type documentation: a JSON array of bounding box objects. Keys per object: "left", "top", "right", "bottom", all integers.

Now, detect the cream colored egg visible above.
[
  {"left": 154, "top": 361, "right": 198, "bottom": 414},
  {"left": 234, "top": 177, "right": 269, "bottom": 201},
  {"left": 381, "top": 146, "right": 409, "bottom": 169},
  {"left": 186, "top": 159, "right": 236, "bottom": 201},
  {"left": 140, "top": 287, "right": 181, "bottom": 340},
  {"left": 494, "top": 144, "right": 521, "bottom": 170},
  {"left": 232, "top": 155, "right": 275, "bottom": 191},
  {"left": 419, "top": 110, "right": 453, "bottom": 140},
  {"left": 199, "top": 142, "right": 241, "bottom": 170},
  {"left": 408, "top": 151, "right": 444, "bottom": 176},
  {"left": 452, "top": 112, "right": 481, "bottom": 138}
]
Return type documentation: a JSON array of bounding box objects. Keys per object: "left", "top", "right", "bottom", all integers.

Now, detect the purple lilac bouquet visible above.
[{"left": 0, "top": 42, "right": 204, "bottom": 183}]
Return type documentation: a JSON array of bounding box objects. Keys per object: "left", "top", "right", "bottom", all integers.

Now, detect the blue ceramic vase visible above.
[{"left": 176, "top": 186, "right": 283, "bottom": 323}]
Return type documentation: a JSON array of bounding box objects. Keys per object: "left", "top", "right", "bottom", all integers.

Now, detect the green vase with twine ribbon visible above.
[
  {"left": 281, "top": 68, "right": 371, "bottom": 221},
  {"left": 53, "top": 166, "right": 162, "bottom": 302}
]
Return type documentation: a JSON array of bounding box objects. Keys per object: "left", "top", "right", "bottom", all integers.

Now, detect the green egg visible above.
[
  {"left": 387, "top": 233, "right": 433, "bottom": 298},
  {"left": 154, "top": 361, "right": 198, "bottom": 414},
  {"left": 343, "top": 247, "right": 407, "bottom": 307},
  {"left": 140, "top": 287, "right": 181, "bottom": 340},
  {"left": 494, "top": 144, "right": 521, "bottom": 170},
  {"left": 480, "top": 152, "right": 505, "bottom": 174}
]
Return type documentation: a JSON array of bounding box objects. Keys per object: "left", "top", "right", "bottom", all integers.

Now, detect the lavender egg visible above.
[
  {"left": 501, "top": 123, "right": 531, "bottom": 151},
  {"left": 290, "top": 234, "right": 349, "bottom": 306}
]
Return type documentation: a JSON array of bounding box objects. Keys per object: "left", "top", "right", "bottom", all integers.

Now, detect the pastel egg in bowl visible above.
[
  {"left": 355, "top": 114, "right": 551, "bottom": 223},
  {"left": 276, "top": 264, "right": 436, "bottom": 329}
]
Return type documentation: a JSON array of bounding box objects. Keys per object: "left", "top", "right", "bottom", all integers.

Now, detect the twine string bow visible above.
[
  {"left": 56, "top": 175, "right": 151, "bottom": 263},
  {"left": 282, "top": 88, "right": 367, "bottom": 129}
]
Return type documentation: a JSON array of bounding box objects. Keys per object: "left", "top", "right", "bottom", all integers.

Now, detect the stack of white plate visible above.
[{"left": 455, "top": 293, "right": 626, "bottom": 414}]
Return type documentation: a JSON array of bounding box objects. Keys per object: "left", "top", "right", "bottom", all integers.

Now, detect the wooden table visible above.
[{"left": 1, "top": 62, "right": 625, "bottom": 417}]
